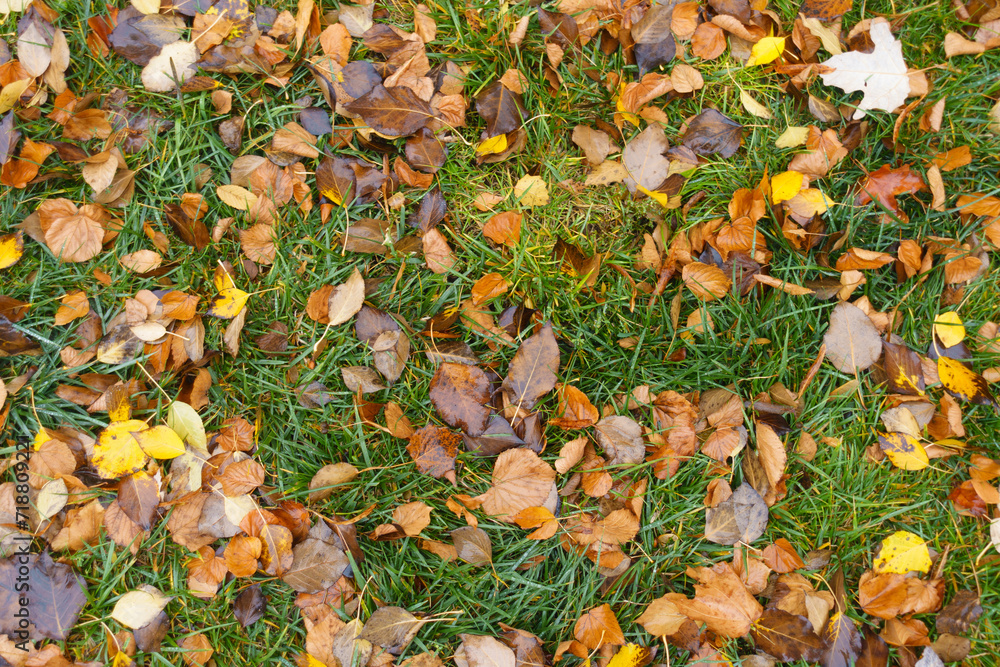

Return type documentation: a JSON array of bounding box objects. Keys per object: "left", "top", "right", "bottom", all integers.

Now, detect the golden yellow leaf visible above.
[
  {"left": 636, "top": 183, "right": 680, "bottom": 209},
  {"left": 93, "top": 420, "right": 151, "bottom": 479},
  {"left": 878, "top": 432, "right": 929, "bottom": 470},
  {"left": 207, "top": 287, "right": 249, "bottom": 319},
  {"left": 475, "top": 134, "right": 507, "bottom": 155},
  {"left": 133, "top": 425, "right": 186, "bottom": 459},
  {"left": 933, "top": 311, "right": 965, "bottom": 348},
  {"left": 216, "top": 184, "right": 258, "bottom": 211},
  {"left": 938, "top": 356, "right": 996, "bottom": 406},
  {"left": 770, "top": 171, "right": 804, "bottom": 204},
  {"left": 608, "top": 644, "right": 651, "bottom": 667},
  {"left": 746, "top": 36, "right": 786, "bottom": 66},
  {"left": 775, "top": 126, "right": 809, "bottom": 148},
  {"left": 0, "top": 231, "right": 24, "bottom": 270},
  {"left": 0, "top": 80, "right": 31, "bottom": 114},
  {"left": 873, "top": 530, "right": 931, "bottom": 575}
]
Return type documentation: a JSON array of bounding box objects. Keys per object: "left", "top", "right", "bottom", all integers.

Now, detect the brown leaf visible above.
[
  {"left": 393, "top": 501, "right": 432, "bottom": 537},
  {"left": 475, "top": 81, "right": 526, "bottom": 137},
  {"left": 181, "top": 633, "right": 214, "bottom": 666},
  {"left": 682, "top": 109, "right": 742, "bottom": 158},
  {"left": 406, "top": 426, "right": 461, "bottom": 482},
  {"left": 823, "top": 301, "right": 882, "bottom": 373},
  {"left": 471, "top": 273, "right": 509, "bottom": 305},
  {"left": 502, "top": 323, "right": 560, "bottom": 410},
  {"left": 675, "top": 563, "right": 763, "bottom": 637},
  {"left": 751, "top": 609, "right": 824, "bottom": 662},
  {"left": 224, "top": 535, "right": 262, "bottom": 577},
  {"left": 452, "top": 525, "right": 492, "bottom": 565},
  {"left": 622, "top": 125, "right": 671, "bottom": 194},
  {"left": 692, "top": 22, "right": 727, "bottom": 59},
  {"left": 54, "top": 290, "right": 90, "bottom": 325},
  {"left": 574, "top": 604, "right": 625, "bottom": 650},
  {"left": 455, "top": 634, "right": 515, "bottom": 667},
  {"left": 571, "top": 126, "right": 614, "bottom": 167},
  {"left": 429, "top": 362, "right": 492, "bottom": 436},
  {"left": 2, "top": 139, "right": 56, "bottom": 189},
  {"left": 799, "top": 0, "right": 853, "bottom": 20},
  {"left": 0, "top": 552, "right": 87, "bottom": 641},
  {"left": 705, "top": 482, "right": 768, "bottom": 545},
  {"left": 39, "top": 198, "right": 110, "bottom": 263},
  {"left": 328, "top": 267, "right": 366, "bottom": 325},
  {"left": 118, "top": 471, "right": 160, "bottom": 531},
  {"left": 361, "top": 606, "right": 424, "bottom": 654},
  {"left": 756, "top": 422, "right": 787, "bottom": 488},
  {"left": 761, "top": 538, "right": 805, "bottom": 573},
  {"left": 479, "top": 448, "right": 555, "bottom": 521},
  {"left": 822, "top": 612, "right": 864, "bottom": 667},
  {"left": 405, "top": 127, "right": 447, "bottom": 173},
  {"left": 346, "top": 84, "right": 431, "bottom": 138},
  {"left": 282, "top": 535, "right": 348, "bottom": 593},
  {"left": 636, "top": 593, "right": 690, "bottom": 637},
  {"left": 308, "top": 463, "right": 359, "bottom": 503},
  {"left": 51, "top": 498, "right": 104, "bottom": 551},
  {"left": 423, "top": 228, "right": 456, "bottom": 274},
  {"left": 594, "top": 415, "right": 644, "bottom": 464},
  {"left": 555, "top": 436, "right": 587, "bottom": 473}
]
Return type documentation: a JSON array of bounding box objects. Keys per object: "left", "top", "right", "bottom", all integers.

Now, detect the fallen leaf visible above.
[
  {"left": 513, "top": 175, "right": 550, "bottom": 207},
  {"left": 0, "top": 553, "right": 87, "bottom": 640},
  {"left": 823, "top": 301, "right": 882, "bottom": 373},
  {"left": 429, "top": 362, "right": 492, "bottom": 436},
  {"left": 479, "top": 448, "right": 555, "bottom": 521},
  {"left": 682, "top": 109, "right": 742, "bottom": 158},
  {"left": 575, "top": 604, "right": 625, "bottom": 650},
  {"left": 502, "top": 323, "right": 560, "bottom": 410},
  {"left": 873, "top": 530, "right": 931, "bottom": 575},
  {"left": 705, "top": 482, "right": 768, "bottom": 545},
  {"left": 111, "top": 586, "right": 172, "bottom": 630},
  {"left": 820, "top": 19, "right": 909, "bottom": 119},
  {"left": 452, "top": 526, "right": 492, "bottom": 565}
]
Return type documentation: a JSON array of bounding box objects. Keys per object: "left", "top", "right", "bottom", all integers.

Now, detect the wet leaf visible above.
[
  {"left": 883, "top": 340, "right": 925, "bottom": 395},
  {"left": 675, "top": 563, "right": 763, "bottom": 637},
  {"left": 682, "top": 109, "right": 742, "bottom": 158},
  {"left": 682, "top": 262, "right": 730, "bottom": 300},
  {"left": 0, "top": 552, "right": 87, "bottom": 640},
  {"left": 429, "top": 362, "right": 492, "bottom": 436},
  {"left": 118, "top": 471, "right": 160, "bottom": 530},
  {"left": 502, "top": 323, "right": 560, "bottom": 410},
  {"left": 233, "top": 584, "right": 266, "bottom": 627},
  {"left": 282, "top": 537, "right": 348, "bottom": 593},
  {"left": 751, "top": 609, "right": 824, "bottom": 662},
  {"left": 594, "top": 415, "right": 644, "bottom": 464},
  {"left": 360, "top": 606, "right": 424, "bottom": 654},
  {"left": 476, "top": 81, "right": 526, "bottom": 138},
  {"left": 822, "top": 612, "right": 863, "bottom": 667}
]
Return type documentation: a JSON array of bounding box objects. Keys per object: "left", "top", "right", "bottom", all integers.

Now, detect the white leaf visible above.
[
  {"left": 111, "top": 586, "right": 172, "bottom": 629},
  {"left": 141, "top": 41, "right": 199, "bottom": 93},
  {"left": 819, "top": 18, "right": 909, "bottom": 119}
]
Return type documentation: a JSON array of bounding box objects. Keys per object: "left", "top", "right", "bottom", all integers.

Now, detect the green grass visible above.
[{"left": 3, "top": 0, "right": 1000, "bottom": 664}]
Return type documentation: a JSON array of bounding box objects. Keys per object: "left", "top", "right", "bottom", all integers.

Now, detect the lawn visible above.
[{"left": 1, "top": 0, "right": 999, "bottom": 665}]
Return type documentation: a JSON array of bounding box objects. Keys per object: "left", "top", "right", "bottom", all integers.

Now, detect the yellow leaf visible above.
[
  {"left": 608, "top": 644, "right": 650, "bottom": 667},
  {"left": 937, "top": 356, "right": 996, "bottom": 406},
  {"left": 216, "top": 184, "right": 258, "bottom": 211},
  {"left": 207, "top": 286, "right": 249, "bottom": 319},
  {"left": 747, "top": 36, "right": 786, "bottom": 66},
  {"left": 615, "top": 83, "right": 640, "bottom": 126},
  {"left": 475, "top": 134, "right": 508, "bottom": 156},
  {"left": 873, "top": 530, "right": 931, "bottom": 575},
  {"left": 93, "top": 420, "right": 151, "bottom": 479},
  {"left": 130, "top": 0, "right": 159, "bottom": 13},
  {"left": 775, "top": 126, "right": 809, "bottom": 148},
  {"left": 33, "top": 429, "right": 51, "bottom": 451},
  {"left": 0, "top": 80, "right": 31, "bottom": 114},
  {"left": 770, "top": 171, "right": 805, "bottom": 204},
  {"left": 107, "top": 384, "right": 132, "bottom": 422},
  {"left": 295, "top": 655, "right": 327, "bottom": 667},
  {"left": 112, "top": 651, "right": 134, "bottom": 667},
  {"left": 878, "top": 432, "right": 929, "bottom": 470},
  {"left": 134, "top": 424, "right": 186, "bottom": 459},
  {"left": 933, "top": 311, "right": 965, "bottom": 348},
  {"left": 214, "top": 267, "right": 236, "bottom": 292},
  {"left": 0, "top": 231, "right": 24, "bottom": 270},
  {"left": 636, "top": 184, "right": 680, "bottom": 209},
  {"left": 739, "top": 89, "right": 772, "bottom": 119},
  {"left": 792, "top": 188, "right": 831, "bottom": 214},
  {"left": 167, "top": 401, "right": 208, "bottom": 454}
]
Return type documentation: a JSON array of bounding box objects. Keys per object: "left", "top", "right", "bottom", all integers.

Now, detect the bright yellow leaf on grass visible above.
[
  {"left": 475, "top": 134, "right": 508, "bottom": 156},
  {"left": 207, "top": 287, "right": 249, "bottom": 318},
  {"left": 93, "top": 420, "right": 151, "bottom": 479},
  {"left": 873, "top": 530, "right": 931, "bottom": 575},
  {"left": 877, "top": 432, "right": 929, "bottom": 470},
  {"left": 294, "top": 655, "right": 327, "bottom": 667},
  {"left": 133, "top": 425, "right": 186, "bottom": 459},
  {"left": 636, "top": 184, "right": 680, "bottom": 209},
  {"left": 770, "top": 171, "right": 805, "bottom": 204},
  {"left": 794, "top": 188, "right": 831, "bottom": 214},
  {"left": 747, "top": 36, "right": 786, "bottom": 66},
  {"left": 934, "top": 311, "right": 965, "bottom": 348},
  {"left": 776, "top": 125, "right": 810, "bottom": 148},
  {"left": 608, "top": 644, "right": 651, "bottom": 667},
  {"left": 0, "top": 231, "right": 24, "bottom": 269},
  {"left": 615, "top": 83, "right": 640, "bottom": 126},
  {"left": 33, "top": 429, "right": 52, "bottom": 451}
]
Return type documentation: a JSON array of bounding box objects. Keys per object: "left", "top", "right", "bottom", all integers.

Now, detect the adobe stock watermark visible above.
[{"left": 11, "top": 436, "right": 34, "bottom": 652}]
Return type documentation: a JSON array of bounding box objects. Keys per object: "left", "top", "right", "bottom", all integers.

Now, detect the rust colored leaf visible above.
[
  {"left": 407, "top": 425, "right": 461, "bottom": 482},
  {"left": 799, "top": 0, "right": 852, "bottom": 20},
  {"left": 429, "top": 362, "right": 492, "bottom": 436},
  {"left": 574, "top": 604, "right": 625, "bottom": 650},
  {"left": 761, "top": 538, "right": 805, "bottom": 573},
  {"left": 692, "top": 23, "right": 726, "bottom": 60},
  {"left": 855, "top": 164, "right": 926, "bottom": 223},
  {"left": 550, "top": 383, "right": 599, "bottom": 429}
]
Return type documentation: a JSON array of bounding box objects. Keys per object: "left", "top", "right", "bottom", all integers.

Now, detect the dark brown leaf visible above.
[
  {"left": 538, "top": 8, "right": 578, "bottom": 50},
  {"left": 108, "top": 11, "right": 186, "bottom": 65},
  {"left": 681, "top": 109, "right": 742, "bottom": 158},
  {"left": 429, "top": 362, "right": 493, "bottom": 436},
  {"left": 475, "top": 81, "right": 526, "bottom": 137},
  {"left": 936, "top": 590, "right": 982, "bottom": 634},
  {"left": 413, "top": 186, "right": 447, "bottom": 231},
  {"left": 502, "top": 323, "right": 560, "bottom": 411},
  {"left": 134, "top": 610, "right": 168, "bottom": 652},
  {"left": 164, "top": 203, "right": 210, "bottom": 250},
  {"left": 346, "top": 84, "right": 432, "bottom": 137},
  {"left": 360, "top": 606, "right": 424, "bottom": 654},
  {"left": 631, "top": 4, "right": 673, "bottom": 44},
  {"left": 463, "top": 416, "right": 526, "bottom": 456},
  {"left": 299, "top": 107, "right": 332, "bottom": 136},
  {"left": 281, "top": 537, "right": 348, "bottom": 593},
  {"left": 822, "top": 612, "right": 864, "bottom": 667},
  {"left": 751, "top": 609, "right": 824, "bottom": 662},
  {"left": 0, "top": 552, "right": 87, "bottom": 640},
  {"left": 553, "top": 238, "right": 601, "bottom": 286},
  {"left": 233, "top": 584, "right": 266, "bottom": 627},
  {"left": 856, "top": 625, "right": 889, "bottom": 667},
  {"left": 405, "top": 127, "right": 447, "bottom": 173},
  {"left": 883, "top": 340, "right": 925, "bottom": 395}
]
